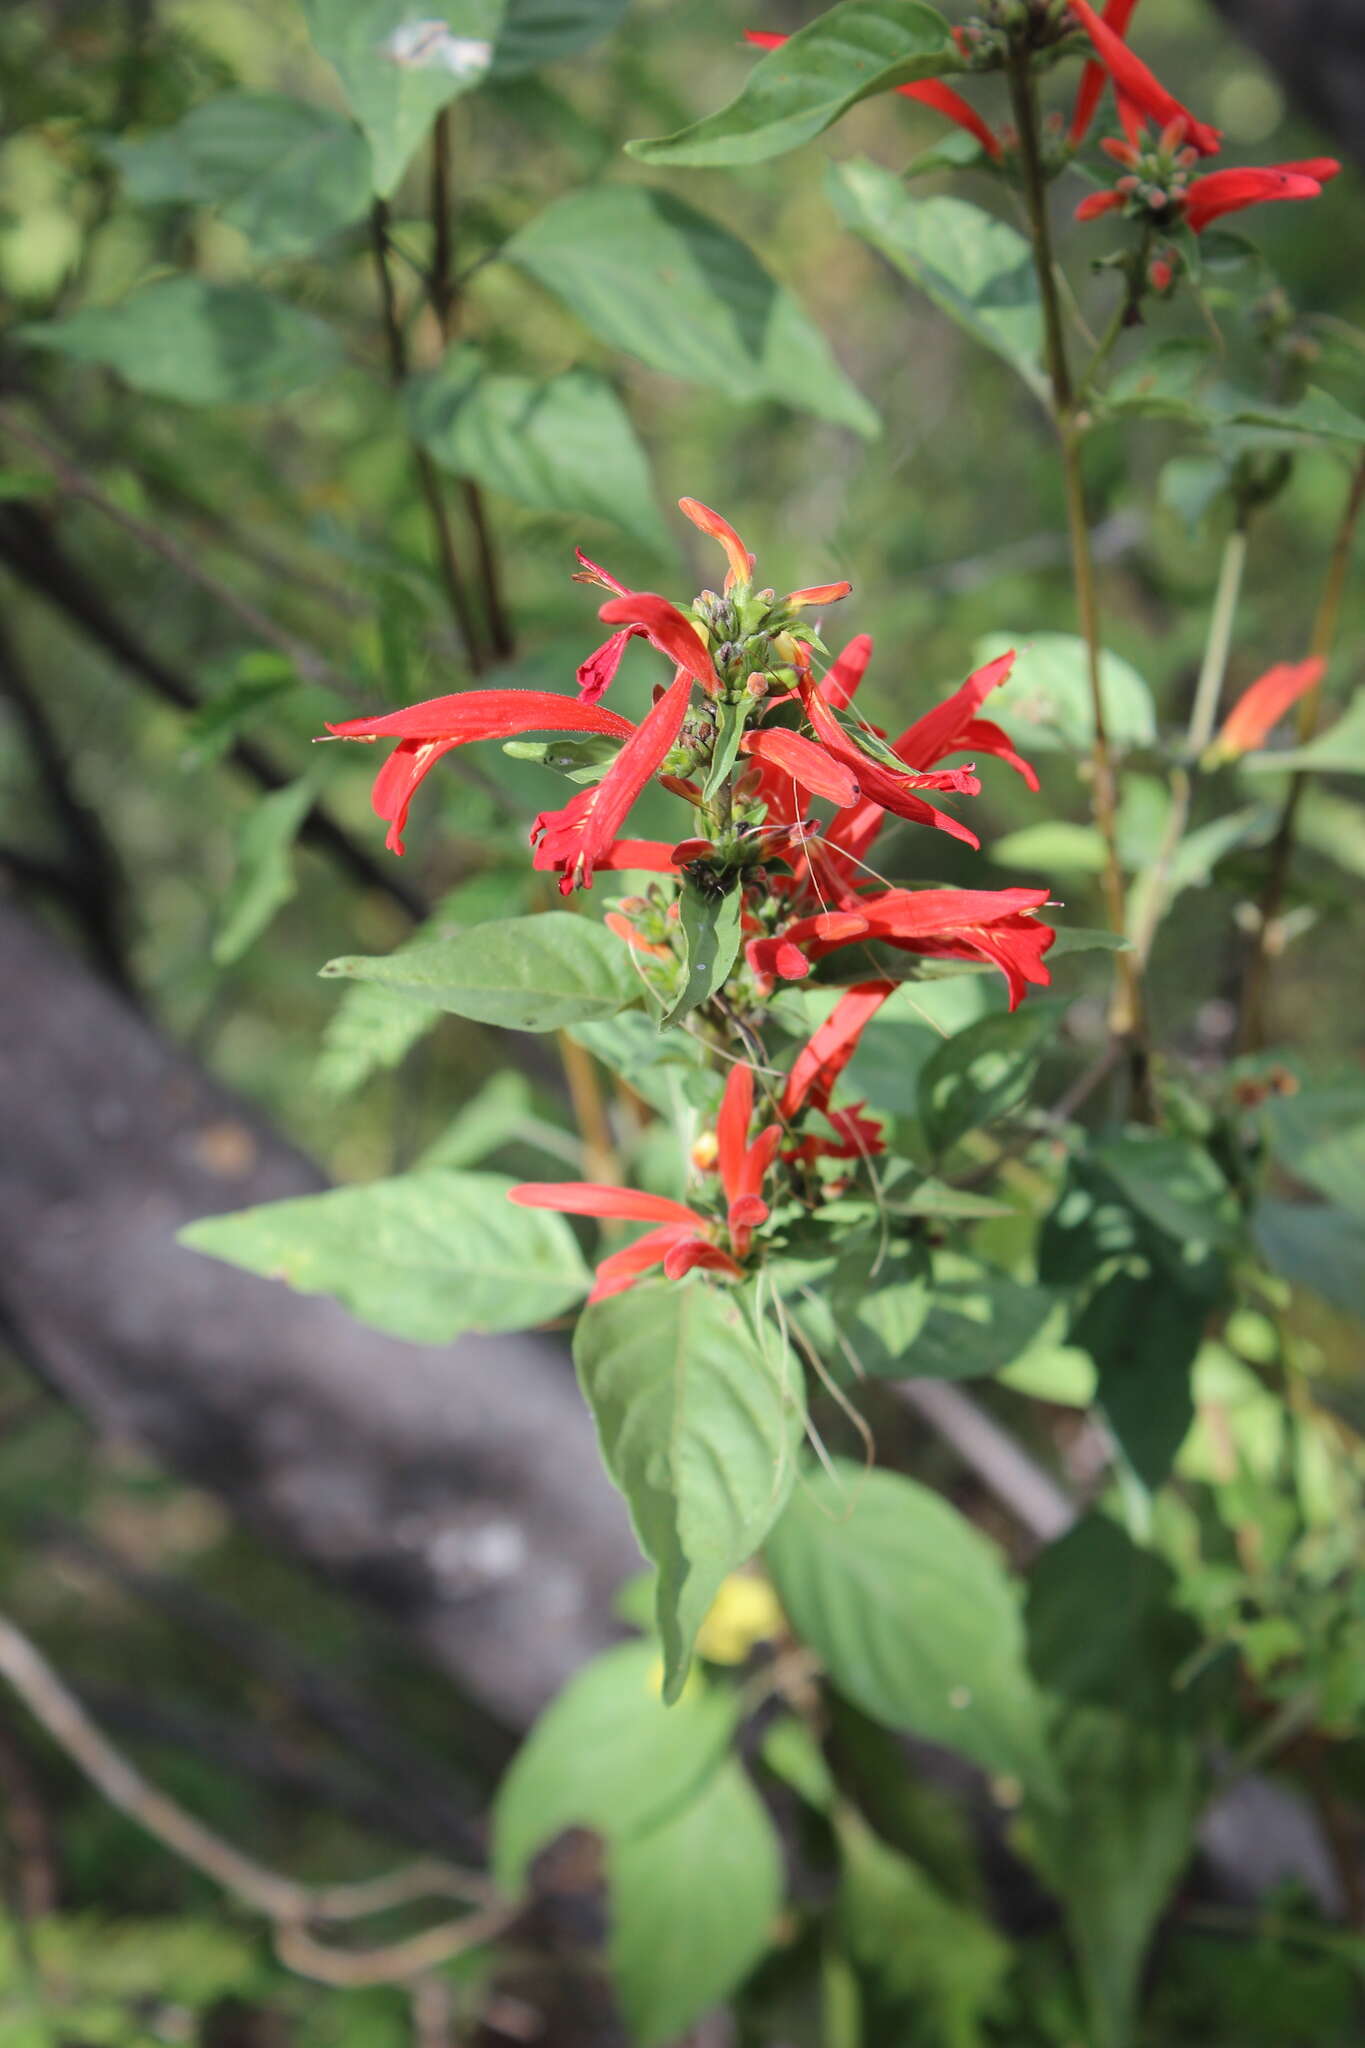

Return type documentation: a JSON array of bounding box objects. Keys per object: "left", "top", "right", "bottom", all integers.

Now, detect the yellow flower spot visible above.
[{"left": 695, "top": 1574, "right": 785, "bottom": 1665}]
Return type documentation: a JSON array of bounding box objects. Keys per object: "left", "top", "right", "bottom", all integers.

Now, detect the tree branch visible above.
[{"left": 0, "top": 502, "right": 428, "bottom": 925}]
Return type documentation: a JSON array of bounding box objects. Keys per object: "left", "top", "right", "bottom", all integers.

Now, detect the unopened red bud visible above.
[
  {"left": 1116, "top": 175, "right": 1139, "bottom": 194},
  {"left": 1146, "top": 186, "right": 1169, "bottom": 208}
]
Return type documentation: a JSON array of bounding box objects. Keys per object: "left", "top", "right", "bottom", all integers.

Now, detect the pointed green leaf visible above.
[
  {"left": 179, "top": 1169, "right": 588, "bottom": 1342},
  {"left": 321, "top": 913, "right": 638, "bottom": 1031},
  {"left": 213, "top": 776, "right": 316, "bottom": 965},
  {"left": 608, "top": 1759, "right": 783, "bottom": 2045},
  {"left": 105, "top": 93, "right": 372, "bottom": 259},
  {"left": 19, "top": 279, "right": 342, "bottom": 404},
  {"left": 918, "top": 999, "right": 1063, "bottom": 1156},
  {"left": 1071, "top": 1272, "right": 1203, "bottom": 1492},
  {"left": 766, "top": 1462, "right": 1060, "bottom": 1799},
  {"left": 972, "top": 631, "right": 1156, "bottom": 753},
  {"left": 492, "top": 0, "right": 629, "bottom": 75},
  {"left": 491, "top": 1641, "right": 737, "bottom": 1890},
  {"left": 1022, "top": 1709, "right": 1202, "bottom": 2048},
  {"left": 407, "top": 348, "right": 668, "bottom": 551},
  {"left": 830, "top": 160, "right": 1045, "bottom": 398},
  {"left": 302, "top": 0, "right": 504, "bottom": 197},
  {"left": 505, "top": 186, "right": 877, "bottom": 435},
  {"left": 659, "top": 877, "right": 743, "bottom": 1029},
  {"left": 574, "top": 1285, "right": 806, "bottom": 1702},
  {"left": 628, "top": 0, "right": 959, "bottom": 167},
  {"left": 1254, "top": 1200, "right": 1365, "bottom": 1321}
]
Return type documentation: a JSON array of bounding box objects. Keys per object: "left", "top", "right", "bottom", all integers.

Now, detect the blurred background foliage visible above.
[{"left": 1, "top": 0, "right": 1363, "bottom": 2040}]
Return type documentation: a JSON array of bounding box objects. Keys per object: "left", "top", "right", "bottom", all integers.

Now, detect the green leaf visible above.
[
  {"left": 321, "top": 912, "right": 638, "bottom": 1031},
  {"left": 18, "top": 278, "right": 343, "bottom": 404},
  {"left": 1223, "top": 386, "right": 1365, "bottom": 447},
  {"left": 491, "top": 1641, "right": 737, "bottom": 1890},
  {"left": 972, "top": 631, "right": 1157, "bottom": 754},
  {"left": 407, "top": 349, "right": 668, "bottom": 551},
  {"left": 569, "top": 1009, "right": 710, "bottom": 1115},
  {"left": 1022, "top": 1708, "right": 1202, "bottom": 2048},
  {"left": 302, "top": 0, "right": 504, "bottom": 197},
  {"left": 1254, "top": 1200, "right": 1365, "bottom": 1322},
  {"left": 105, "top": 92, "right": 372, "bottom": 260},
  {"left": 574, "top": 1285, "right": 806, "bottom": 1702},
  {"left": 179, "top": 657, "right": 297, "bottom": 768},
  {"left": 416, "top": 1070, "right": 536, "bottom": 1167},
  {"left": 179, "top": 1169, "right": 588, "bottom": 1342},
  {"left": 1297, "top": 787, "right": 1365, "bottom": 878},
  {"left": 830, "top": 161, "right": 1045, "bottom": 398},
  {"left": 1027, "top": 1514, "right": 1205, "bottom": 1727},
  {"left": 907, "top": 1258, "right": 1056, "bottom": 1382},
  {"left": 627, "top": 0, "right": 959, "bottom": 168},
  {"left": 659, "top": 877, "right": 743, "bottom": 1029},
  {"left": 492, "top": 0, "right": 628, "bottom": 76},
  {"left": 1093, "top": 1129, "right": 1238, "bottom": 1252},
  {"left": 765, "top": 1462, "right": 1060, "bottom": 1799},
  {"left": 702, "top": 696, "right": 751, "bottom": 802},
  {"left": 918, "top": 1000, "right": 1062, "bottom": 1156},
  {"left": 212, "top": 776, "right": 315, "bottom": 966},
  {"left": 608, "top": 1759, "right": 783, "bottom": 2046},
  {"left": 1071, "top": 1273, "right": 1203, "bottom": 1492},
  {"left": 504, "top": 185, "right": 877, "bottom": 436},
  {"left": 991, "top": 820, "right": 1107, "bottom": 874},
  {"left": 1243, "top": 688, "right": 1365, "bottom": 775},
  {"left": 1264, "top": 1080, "right": 1365, "bottom": 1219},
  {"left": 835, "top": 1806, "right": 1009, "bottom": 2041}
]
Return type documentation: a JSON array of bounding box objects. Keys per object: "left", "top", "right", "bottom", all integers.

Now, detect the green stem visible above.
[
  {"left": 1238, "top": 451, "right": 1365, "bottom": 1049},
  {"left": 1006, "top": 53, "right": 1151, "bottom": 1096},
  {"left": 1130, "top": 518, "right": 1249, "bottom": 965}
]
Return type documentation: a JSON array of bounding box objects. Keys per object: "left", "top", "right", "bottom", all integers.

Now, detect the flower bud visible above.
[
  {"left": 745, "top": 671, "right": 768, "bottom": 698},
  {"left": 691, "top": 1130, "right": 719, "bottom": 1172}
]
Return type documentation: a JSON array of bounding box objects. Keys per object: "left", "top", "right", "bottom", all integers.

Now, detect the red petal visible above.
[
  {"left": 572, "top": 548, "right": 629, "bottom": 595},
  {"left": 678, "top": 496, "right": 754, "bottom": 591},
  {"left": 509, "top": 1181, "right": 704, "bottom": 1226},
  {"left": 590, "top": 1224, "right": 695, "bottom": 1302},
  {"left": 1068, "top": 0, "right": 1141, "bottom": 145},
  {"left": 717, "top": 1063, "right": 755, "bottom": 1210},
  {"left": 899, "top": 80, "right": 1002, "bottom": 160},
  {"left": 741, "top": 727, "right": 861, "bottom": 806},
  {"left": 783, "top": 581, "right": 853, "bottom": 610},
  {"left": 1065, "top": 0, "right": 1220, "bottom": 154},
  {"left": 577, "top": 626, "right": 643, "bottom": 704},
  {"left": 327, "top": 690, "right": 634, "bottom": 743},
  {"left": 1211, "top": 657, "right": 1324, "bottom": 759},
  {"left": 821, "top": 633, "right": 874, "bottom": 711},
  {"left": 662, "top": 1238, "right": 744, "bottom": 1283},
  {"left": 599, "top": 593, "right": 720, "bottom": 694},
  {"left": 782, "top": 981, "right": 896, "bottom": 1118},
  {"left": 800, "top": 684, "right": 981, "bottom": 847},
  {"left": 1075, "top": 188, "right": 1126, "bottom": 221},
  {"left": 1185, "top": 167, "right": 1325, "bottom": 233},
  {"left": 531, "top": 673, "right": 692, "bottom": 892}
]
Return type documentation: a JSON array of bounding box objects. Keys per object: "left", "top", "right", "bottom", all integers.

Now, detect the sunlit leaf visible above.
[
  {"left": 575, "top": 1284, "right": 806, "bottom": 1701},
  {"left": 628, "top": 0, "right": 959, "bottom": 167},
  {"left": 179, "top": 1169, "right": 589, "bottom": 1341},
  {"left": 213, "top": 776, "right": 316, "bottom": 965},
  {"left": 505, "top": 185, "right": 878, "bottom": 435},
  {"left": 321, "top": 913, "right": 639, "bottom": 1031}
]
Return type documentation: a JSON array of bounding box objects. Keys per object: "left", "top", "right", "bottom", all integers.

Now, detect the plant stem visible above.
[
  {"left": 428, "top": 110, "right": 515, "bottom": 662},
  {"left": 1006, "top": 54, "right": 1151, "bottom": 1100},
  {"left": 1130, "top": 518, "right": 1249, "bottom": 965},
  {"left": 369, "top": 200, "right": 488, "bottom": 677},
  {"left": 1237, "top": 451, "right": 1365, "bottom": 1049}
]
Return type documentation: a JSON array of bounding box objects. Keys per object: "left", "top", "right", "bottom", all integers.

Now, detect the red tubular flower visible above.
[
  {"left": 715, "top": 1063, "right": 782, "bottom": 1258},
  {"left": 821, "top": 633, "right": 874, "bottom": 711},
  {"left": 740, "top": 727, "right": 861, "bottom": 807},
  {"left": 1208, "top": 657, "right": 1325, "bottom": 760},
  {"left": 851, "top": 887, "right": 1056, "bottom": 1010},
  {"left": 577, "top": 625, "right": 645, "bottom": 705},
  {"left": 1069, "top": 0, "right": 1140, "bottom": 146},
  {"left": 782, "top": 981, "right": 896, "bottom": 1119},
  {"left": 532, "top": 672, "right": 692, "bottom": 893},
  {"left": 799, "top": 683, "right": 982, "bottom": 848},
  {"left": 679, "top": 496, "right": 754, "bottom": 590},
  {"left": 888, "top": 649, "right": 1038, "bottom": 789},
  {"left": 509, "top": 1183, "right": 702, "bottom": 1226},
  {"left": 1076, "top": 189, "right": 1125, "bottom": 222},
  {"left": 326, "top": 691, "right": 634, "bottom": 855},
  {"left": 1183, "top": 165, "right": 1328, "bottom": 233},
  {"left": 744, "top": 31, "right": 1004, "bottom": 161},
  {"left": 783, "top": 581, "right": 853, "bottom": 610},
  {"left": 598, "top": 592, "right": 721, "bottom": 696},
  {"left": 1065, "top": 0, "right": 1221, "bottom": 154}
]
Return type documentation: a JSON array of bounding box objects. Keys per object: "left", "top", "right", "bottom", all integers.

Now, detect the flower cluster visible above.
[
  {"left": 327, "top": 497, "right": 1057, "bottom": 1303},
  {"left": 748, "top": 0, "right": 1339, "bottom": 297}
]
